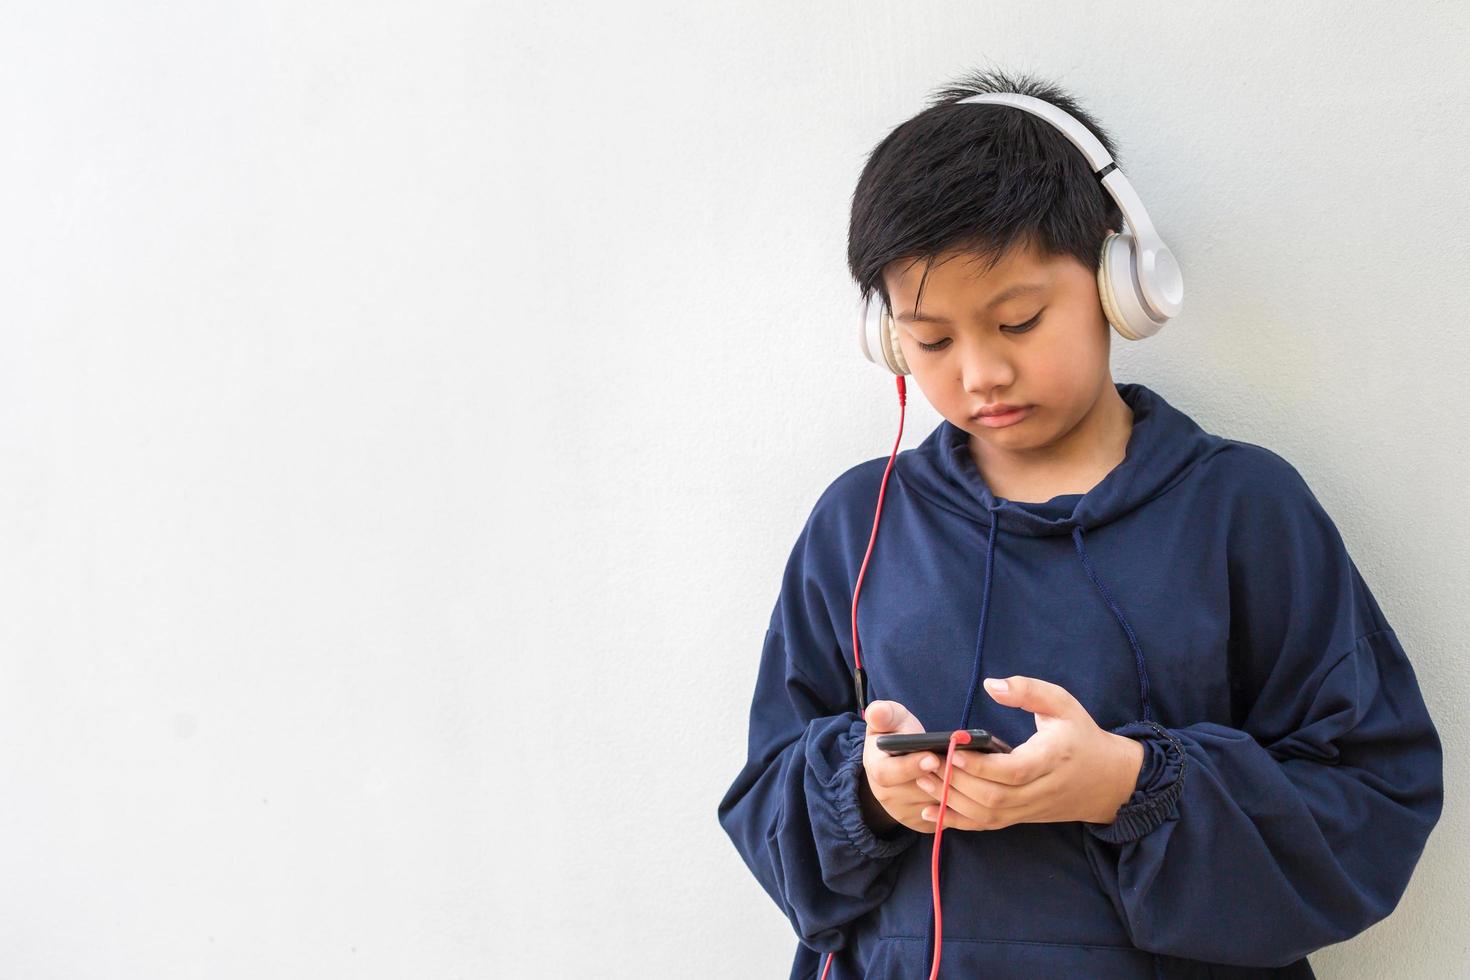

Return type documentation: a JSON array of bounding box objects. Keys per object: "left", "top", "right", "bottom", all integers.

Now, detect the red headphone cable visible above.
[
  {"left": 847, "top": 375, "right": 908, "bottom": 719},
  {"left": 819, "top": 375, "right": 965, "bottom": 980}
]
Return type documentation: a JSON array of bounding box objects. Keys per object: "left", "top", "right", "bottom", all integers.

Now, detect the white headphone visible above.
[{"left": 858, "top": 92, "right": 1184, "bottom": 376}]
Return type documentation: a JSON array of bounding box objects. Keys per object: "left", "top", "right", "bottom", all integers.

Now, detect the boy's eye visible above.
[
  {"left": 914, "top": 312, "right": 1043, "bottom": 352},
  {"left": 1002, "top": 311, "right": 1044, "bottom": 333}
]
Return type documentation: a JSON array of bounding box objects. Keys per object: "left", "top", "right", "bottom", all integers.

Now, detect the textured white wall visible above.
[{"left": 1, "top": 1, "right": 1464, "bottom": 977}]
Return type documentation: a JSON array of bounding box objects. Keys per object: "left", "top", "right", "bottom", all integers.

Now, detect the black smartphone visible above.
[{"left": 876, "top": 729, "right": 1013, "bottom": 755}]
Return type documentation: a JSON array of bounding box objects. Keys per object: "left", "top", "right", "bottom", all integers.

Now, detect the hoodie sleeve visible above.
[
  {"left": 717, "top": 496, "right": 919, "bottom": 952},
  {"left": 1081, "top": 450, "right": 1444, "bottom": 968}
]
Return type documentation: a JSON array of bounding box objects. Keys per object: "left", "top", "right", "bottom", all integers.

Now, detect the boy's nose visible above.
[{"left": 961, "top": 356, "right": 1016, "bottom": 398}]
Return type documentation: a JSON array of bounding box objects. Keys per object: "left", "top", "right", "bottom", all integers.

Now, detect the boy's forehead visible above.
[{"left": 883, "top": 240, "right": 1057, "bottom": 306}]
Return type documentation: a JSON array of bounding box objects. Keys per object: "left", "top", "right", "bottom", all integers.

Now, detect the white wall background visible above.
[{"left": 1, "top": 1, "right": 1465, "bottom": 977}]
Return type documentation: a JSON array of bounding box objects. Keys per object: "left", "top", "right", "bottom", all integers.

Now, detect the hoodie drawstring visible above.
[
  {"left": 1071, "top": 524, "right": 1154, "bottom": 723},
  {"left": 957, "top": 500, "right": 1004, "bottom": 730},
  {"left": 956, "top": 510, "right": 1156, "bottom": 731}
]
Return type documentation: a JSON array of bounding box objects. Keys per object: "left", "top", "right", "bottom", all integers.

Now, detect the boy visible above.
[{"left": 716, "top": 67, "right": 1443, "bottom": 979}]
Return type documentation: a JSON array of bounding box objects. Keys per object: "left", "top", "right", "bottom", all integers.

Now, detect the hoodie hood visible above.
[
  {"left": 897, "top": 381, "right": 1222, "bottom": 537},
  {"left": 893, "top": 382, "right": 1226, "bottom": 730}
]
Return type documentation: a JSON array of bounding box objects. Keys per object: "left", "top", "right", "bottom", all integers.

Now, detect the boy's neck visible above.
[{"left": 968, "top": 380, "right": 1135, "bottom": 504}]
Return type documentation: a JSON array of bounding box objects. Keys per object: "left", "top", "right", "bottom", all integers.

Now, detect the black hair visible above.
[{"left": 847, "top": 65, "right": 1124, "bottom": 318}]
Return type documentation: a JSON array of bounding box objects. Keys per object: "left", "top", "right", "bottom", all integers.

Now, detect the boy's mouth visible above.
[{"left": 972, "top": 405, "right": 1033, "bottom": 428}]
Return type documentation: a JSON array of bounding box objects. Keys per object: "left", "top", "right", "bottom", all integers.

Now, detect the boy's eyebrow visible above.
[{"left": 895, "top": 282, "right": 1048, "bottom": 324}]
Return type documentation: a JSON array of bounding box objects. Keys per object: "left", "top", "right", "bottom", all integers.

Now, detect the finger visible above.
[
  {"left": 923, "top": 767, "right": 999, "bottom": 823},
  {"left": 951, "top": 743, "right": 1051, "bottom": 786},
  {"left": 887, "top": 782, "right": 943, "bottom": 809},
  {"left": 866, "top": 749, "right": 942, "bottom": 788},
  {"left": 868, "top": 783, "right": 940, "bottom": 823},
  {"left": 895, "top": 750, "right": 943, "bottom": 782},
  {"left": 864, "top": 700, "right": 922, "bottom": 734},
  {"left": 915, "top": 768, "right": 1025, "bottom": 812},
  {"left": 918, "top": 802, "right": 988, "bottom": 832},
  {"left": 920, "top": 787, "right": 1022, "bottom": 830},
  {"left": 982, "top": 675, "right": 1085, "bottom": 720}
]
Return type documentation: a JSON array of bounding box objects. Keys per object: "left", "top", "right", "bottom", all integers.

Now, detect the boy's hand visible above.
[
  {"left": 910, "top": 676, "right": 1145, "bottom": 831},
  {"left": 859, "top": 700, "right": 947, "bottom": 835}
]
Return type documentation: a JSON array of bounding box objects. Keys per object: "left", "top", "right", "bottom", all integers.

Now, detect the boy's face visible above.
[{"left": 881, "top": 234, "right": 1116, "bottom": 460}]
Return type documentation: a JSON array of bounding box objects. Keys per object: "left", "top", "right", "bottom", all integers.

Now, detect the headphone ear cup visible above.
[
  {"left": 1097, "top": 231, "right": 1168, "bottom": 341},
  {"left": 1097, "top": 233, "right": 1135, "bottom": 339},
  {"left": 882, "top": 309, "right": 911, "bottom": 375},
  {"left": 860, "top": 291, "right": 909, "bottom": 375}
]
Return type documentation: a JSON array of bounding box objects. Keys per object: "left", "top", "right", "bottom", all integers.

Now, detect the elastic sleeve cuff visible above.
[
  {"left": 1085, "top": 720, "right": 1188, "bottom": 844},
  {"left": 830, "top": 718, "right": 918, "bottom": 859}
]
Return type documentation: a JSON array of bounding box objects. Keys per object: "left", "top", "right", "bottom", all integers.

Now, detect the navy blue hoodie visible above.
[{"left": 716, "top": 381, "right": 1442, "bottom": 979}]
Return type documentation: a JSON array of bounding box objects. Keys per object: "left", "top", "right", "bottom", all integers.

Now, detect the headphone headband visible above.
[{"left": 858, "top": 92, "right": 1184, "bottom": 372}]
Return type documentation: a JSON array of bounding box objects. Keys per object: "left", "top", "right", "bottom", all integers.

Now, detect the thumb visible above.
[
  {"left": 981, "top": 675, "right": 1083, "bottom": 720},
  {"left": 864, "top": 700, "right": 922, "bottom": 734}
]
